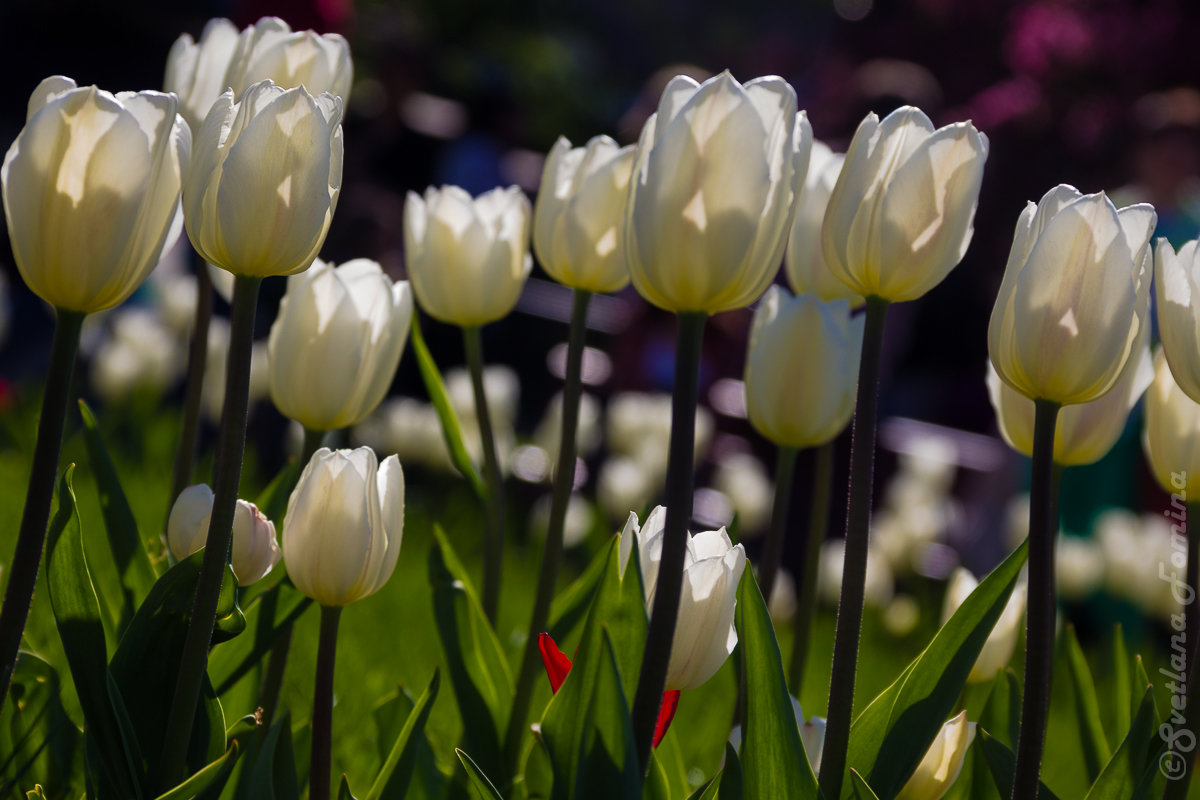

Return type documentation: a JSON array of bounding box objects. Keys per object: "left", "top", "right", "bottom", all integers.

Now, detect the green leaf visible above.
[
  {"left": 366, "top": 670, "right": 440, "bottom": 800},
  {"left": 1083, "top": 687, "right": 1164, "bottom": 800},
  {"left": 235, "top": 711, "right": 300, "bottom": 800},
  {"left": 1063, "top": 625, "right": 1110, "bottom": 781},
  {"left": 845, "top": 541, "right": 1028, "bottom": 798},
  {"left": 45, "top": 465, "right": 143, "bottom": 798},
  {"left": 338, "top": 775, "right": 359, "bottom": 800},
  {"left": 547, "top": 543, "right": 609, "bottom": 641},
  {"left": 77, "top": 400, "right": 160, "bottom": 627},
  {"left": 644, "top": 750, "right": 672, "bottom": 800},
  {"left": 456, "top": 749, "right": 504, "bottom": 800},
  {"left": 0, "top": 652, "right": 80, "bottom": 791},
  {"left": 979, "top": 669, "right": 1021, "bottom": 751},
  {"left": 734, "top": 569, "right": 819, "bottom": 800},
  {"left": 209, "top": 583, "right": 312, "bottom": 696},
  {"left": 977, "top": 729, "right": 1061, "bottom": 799},
  {"left": 688, "top": 743, "right": 743, "bottom": 800},
  {"left": 569, "top": 631, "right": 641, "bottom": 799},
  {"left": 151, "top": 742, "right": 239, "bottom": 800},
  {"left": 429, "top": 528, "right": 513, "bottom": 782},
  {"left": 108, "top": 552, "right": 241, "bottom": 776},
  {"left": 848, "top": 770, "right": 881, "bottom": 800},
  {"left": 1111, "top": 625, "right": 1131, "bottom": 739},
  {"left": 411, "top": 314, "right": 486, "bottom": 499}
]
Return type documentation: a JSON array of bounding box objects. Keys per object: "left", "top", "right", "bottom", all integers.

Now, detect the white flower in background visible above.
[
  {"left": 819, "top": 538, "right": 894, "bottom": 608},
  {"left": 534, "top": 391, "right": 602, "bottom": 460},
  {"left": 224, "top": 17, "right": 353, "bottom": 102},
  {"left": 1153, "top": 237, "right": 1200, "bottom": 403},
  {"left": 883, "top": 595, "right": 921, "bottom": 638},
  {"left": 149, "top": 267, "right": 198, "bottom": 336},
  {"left": 607, "top": 392, "right": 714, "bottom": 470},
  {"left": 202, "top": 319, "right": 269, "bottom": 421},
  {"left": 1143, "top": 347, "right": 1200, "bottom": 496},
  {"left": 942, "top": 567, "right": 1025, "bottom": 682},
  {"left": 167, "top": 484, "right": 281, "bottom": 586},
  {"left": 1056, "top": 536, "right": 1104, "bottom": 601},
  {"left": 532, "top": 493, "right": 594, "bottom": 548},
  {"left": 91, "top": 309, "right": 184, "bottom": 402},
  {"left": 597, "top": 456, "right": 657, "bottom": 522},
  {"left": 767, "top": 568, "right": 797, "bottom": 621},
  {"left": 713, "top": 453, "right": 773, "bottom": 536},
  {"left": 352, "top": 397, "right": 454, "bottom": 472},
  {"left": 445, "top": 364, "right": 519, "bottom": 473},
  {"left": 163, "top": 17, "right": 241, "bottom": 129},
  {"left": 785, "top": 140, "right": 860, "bottom": 305}
]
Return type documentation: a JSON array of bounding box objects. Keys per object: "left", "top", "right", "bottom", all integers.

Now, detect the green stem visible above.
[
  {"left": 309, "top": 605, "right": 342, "bottom": 800},
  {"left": 504, "top": 289, "right": 591, "bottom": 777},
  {"left": 758, "top": 445, "right": 799, "bottom": 610},
  {"left": 631, "top": 311, "right": 707, "bottom": 773},
  {"left": 1011, "top": 399, "right": 1061, "bottom": 800},
  {"left": 818, "top": 296, "right": 889, "bottom": 800},
  {"left": 300, "top": 427, "right": 326, "bottom": 466},
  {"left": 157, "top": 275, "right": 262, "bottom": 789},
  {"left": 1162, "top": 500, "right": 1200, "bottom": 800},
  {"left": 789, "top": 441, "right": 833, "bottom": 696},
  {"left": 0, "top": 309, "right": 84, "bottom": 709},
  {"left": 167, "top": 258, "right": 213, "bottom": 514},
  {"left": 463, "top": 325, "right": 506, "bottom": 624}
]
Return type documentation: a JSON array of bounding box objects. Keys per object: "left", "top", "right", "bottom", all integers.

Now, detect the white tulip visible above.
[
  {"left": 1143, "top": 348, "right": 1200, "bottom": 496},
  {"left": 785, "top": 140, "right": 861, "bottom": 305},
  {"left": 1154, "top": 238, "right": 1200, "bottom": 403},
  {"left": 167, "top": 484, "right": 281, "bottom": 586},
  {"left": 224, "top": 17, "right": 353, "bottom": 103},
  {"left": 164, "top": 18, "right": 241, "bottom": 130},
  {"left": 942, "top": 567, "right": 1025, "bottom": 683}
]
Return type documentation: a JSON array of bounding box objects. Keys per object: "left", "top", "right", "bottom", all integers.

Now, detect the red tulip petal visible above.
[
  {"left": 653, "top": 690, "right": 681, "bottom": 748},
  {"left": 538, "top": 632, "right": 573, "bottom": 694}
]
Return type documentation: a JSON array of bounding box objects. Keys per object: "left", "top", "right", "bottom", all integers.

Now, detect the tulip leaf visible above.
[
  {"left": 570, "top": 630, "right": 641, "bottom": 799},
  {"left": 734, "top": 568, "right": 820, "bottom": 800},
  {"left": 366, "top": 669, "right": 440, "bottom": 800},
  {"left": 235, "top": 711, "right": 300, "bottom": 800},
  {"left": 151, "top": 741, "right": 239, "bottom": 800},
  {"left": 1110, "top": 625, "right": 1131, "bottom": 739},
  {"left": 78, "top": 400, "right": 161, "bottom": 628},
  {"left": 644, "top": 751, "right": 673, "bottom": 800},
  {"left": 848, "top": 770, "right": 881, "bottom": 800},
  {"left": 977, "top": 728, "right": 1062, "bottom": 799},
  {"left": 45, "top": 465, "right": 144, "bottom": 798},
  {"left": 1064, "top": 625, "right": 1111, "bottom": 781},
  {"left": 547, "top": 542, "right": 609, "bottom": 641},
  {"left": 108, "top": 551, "right": 241, "bottom": 777},
  {"left": 430, "top": 528, "right": 513, "bottom": 783},
  {"left": 688, "top": 744, "right": 744, "bottom": 800},
  {"left": 411, "top": 314, "right": 487, "bottom": 499},
  {"left": 338, "top": 775, "right": 360, "bottom": 800},
  {"left": 1083, "top": 686, "right": 1164, "bottom": 800},
  {"left": 456, "top": 748, "right": 505, "bottom": 800},
  {"left": 209, "top": 582, "right": 312, "bottom": 695},
  {"left": 843, "top": 540, "right": 1028, "bottom": 798},
  {"left": 652, "top": 724, "right": 696, "bottom": 798},
  {"left": 0, "top": 651, "right": 79, "bottom": 792}
]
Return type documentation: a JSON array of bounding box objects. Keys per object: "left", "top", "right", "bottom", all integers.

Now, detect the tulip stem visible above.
[
  {"left": 757, "top": 445, "right": 799, "bottom": 612},
  {"left": 631, "top": 311, "right": 707, "bottom": 773},
  {"left": 463, "top": 325, "right": 506, "bottom": 624},
  {"left": 1161, "top": 500, "right": 1200, "bottom": 800},
  {"left": 168, "top": 257, "right": 213, "bottom": 516},
  {"left": 0, "top": 308, "right": 84, "bottom": 709},
  {"left": 310, "top": 604, "right": 342, "bottom": 800},
  {"left": 504, "top": 289, "right": 591, "bottom": 777},
  {"left": 818, "top": 295, "right": 889, "bottom": 800},
  {"left": 158, "top": 275, "right": 262, "bottom": 790},
  {"left": 789, "top": 441, "right": 833, "bottom": 696},
  {"left": 1011, "top": 399, "right": 1061, "bottom": 800}
]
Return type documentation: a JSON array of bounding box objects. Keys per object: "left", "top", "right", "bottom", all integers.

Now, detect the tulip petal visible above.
[{"left": 538, "top": 632, "right": 573, "bottom": 693}]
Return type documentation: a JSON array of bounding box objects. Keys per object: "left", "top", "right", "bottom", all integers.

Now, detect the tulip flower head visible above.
[
  {"left": 1143, "top": 348, "right": 1200, "bottom": 497},
  {"left": 822, "top": 106, "right": 988, "bottom": 303},
  {"left": 2, "top": 77, "right": 190, "bottom": 313},
  {"left": 184, "top": 80, "right": 343, "bottom": 278},
  {"left": 745, "top": 286, "right": 864, "bottom": 448},
  {"left": 534, "top": 135, "right": 636, "bottom": 293},
  {"left": 1154, "top": 238, "right": 1200, "bottom": 403},
  {"left": 988, "top": 185, "right": 1155, "bottom": 406},
  {"left": 625, "top": 71, "right": 810, "bottom": 314},
  {"left": 403, "top": 185, "right": 532, "bottom": 326},
  {"left": 268, "top": 258, "right": 414, "bottom": 431},
  {"left": 282, "top": 447, "right": 404, "bottom": 606},
  {"left": 941, "top": 568, "right": 1024, "bottom": 683},
  {"left": 538, "top": 632, "right": 679, "bottom": 748},
  {"left": 619, "top": 506, "right": 746, "bottom": 690},
  {"left": 785, "top": 140, "right": 862, "bottom": 306},
  {"left": 894, "top": 711, "right": 976, "bottom": 800},
  {"left": 167, "top": 484, "right": 281, "bottom": 586},
  {"left": 164, "top": 18, "right": 241, "bottom": 130}
]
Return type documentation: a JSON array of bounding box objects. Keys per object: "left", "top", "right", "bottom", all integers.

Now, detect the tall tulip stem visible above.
[
  {"left": 818, "top": 296, "right": 889, "bottom": 799},
  {"left": 168, "top": 258, "right": 213, "bottom": 514},
  {"left": 1011, "top": 399, "right": 1061, "bottom": 799},
  {"left": 310, "top": 604, "right": 342, "bottom": 800},
  {"left": 757, "top": 445, "right": 799, "bottom": 610},
  {"left": 159, "top": 275, "right": 262, "bottom": 789},
  {"left": 0, "top": 308, "right": 84, "bottom": 709},
  {"left": 789, "top": 441, "right": 833, "bottom": 695},
  {"left": 631, "top": 311, "right": 707, "bottom": 772},
  {"left": 505, "top": 289, "right": 592, "bottom": 775},
  {"left": 463, "top": 325, "right": 507, "bottom": 623}
]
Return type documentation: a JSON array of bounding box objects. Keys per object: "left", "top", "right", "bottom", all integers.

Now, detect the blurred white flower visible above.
[
  {"left": 818, "top": 538, "right": 893, "bottom": 608},
  {"left": 1056, "top": 535, "right": 1104, "bottom": 601},
  {"left": 942, "top": 567, "right": 1025, "bottom": 682},
  {"left": 91, "top": 309, "right": 184, "bottom": 403},
  {"left": 597, "top": 456, "right": 657, "bottom": 522},
  {"left": 534, "top": 391, "right": 602, "bottom": 460},
  {"left": 713, "top": 453, "right": 773, "bottom": 536},
  {"left": 532, "top": 493, "right": 594, "bottom": 549}
]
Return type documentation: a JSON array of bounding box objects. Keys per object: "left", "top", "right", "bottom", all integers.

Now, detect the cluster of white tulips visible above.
[{"left": 5, "top": 11, "right": 1200, "bottom": 800}]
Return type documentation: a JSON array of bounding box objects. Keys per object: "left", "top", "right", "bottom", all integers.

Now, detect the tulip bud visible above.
[
  {"left": 268, "top": 258, "right": 414, "bottom": 431},
  {"left": 895, "top": 710, "right": 976, "bottom": 800},
  {"left": 223, "top": 17, "right": 353, "bottom": 103},
  {"left": 744, "top": 286, "right": 864, "bottom": 448},
  {"left": 625, "top": 71, "right": 809, "bottom": 313},
  {"left": 164, "top": 18, "right": 241, "bottom": 130},
  {"left": 942, "top": 567, "right": 1024, "bottom": 682},
  {"left": 618, "top": 506, "right": 746, "bottom": 690},
  {"left": 784, "top": 140, "right": 861, "bottom": 306},
  {"left": 282, "top": 447, "right": 404, "bottom": 606},
  {"left": 403, "top": 185, "right": 532, "bottom": 326},
  {"left": 2, "top": 77, "right": 190, "bottom": 313},
  {"left": 986, "top": 326, "right": 1153, "bottom": 465},
  {"left": 1143, "top": 348, "right": 1200, "bottom": 496},
  {"left": 822, "top": 106, "right": 988, "bottom": 303},
  {"left": 534, "top": 136, "right": 635, "bottom": 293},
  {"left": 184, "top": 80, "right": 343, "bottom": 278},
  {"left": 988, "top": 185, "right": 1155, "bottom": 405},
  {"left": 1154, "top": 238, "right": 1200, "bottom": 403},
  {"left": 167, "top": 484, "right": 281, "bottom": 586}
]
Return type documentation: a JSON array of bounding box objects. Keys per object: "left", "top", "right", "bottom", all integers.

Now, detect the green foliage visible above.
[
  {"left": 456, "top": 749, "right": 505, "bottom": 800},
  {"left": 1064, "top": 625, "right": 1110, "bottom": 781},
  {"left": 366, "top": 670, "right": 440, "bottom": 800}
]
